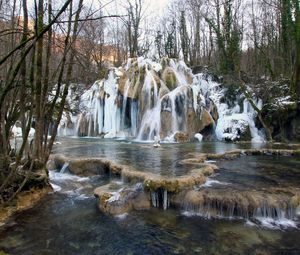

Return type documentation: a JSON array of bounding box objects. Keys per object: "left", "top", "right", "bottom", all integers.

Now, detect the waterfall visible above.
[
  {"left": 136, "top": 102, "right": 161, "bottom": 141},
  {"left": 130, "top": 100, "right": 138, "bottom": 136},
  {"left": 121, "top": 80, "right": 131, "bottom": 130},
  {"left": 103, "top": 70, "right": 121, "bottom": 137},
  {"left": 60, "top": 162, "right": 69, "bottom": 173},
  {"left": 136, "top": 69, "right": 161, "bottom": 141},
  {"left": 58, "top": 57, "right": 265, "bottom": 143},
  {"left": 169, "top": 59, "right": 188, "bottom": 86},
  {"left": 181, "top": 195, "right": 298, "bottom": 228}
]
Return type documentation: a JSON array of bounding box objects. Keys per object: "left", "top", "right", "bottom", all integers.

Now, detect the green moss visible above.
[
  {"left": 164, "top": 71, "right": 176, "bottom": 90},
  {"left": 0, "top": 250, "right": 10, "bottom": 255},
  {"left": 291, "top": 195, "right": 300, "bottom": 207},
  {"left": 160, "top": 57, "right": 170, "bottom": 70},
  {"left": 293, "top": 150, "right": 300, "bottom": 156},
  {"left": 144, "top": 179, "right": 180, "bottom": 193},
  {"left": 100, "top": 193, "right": 112, "bottom": 204}
]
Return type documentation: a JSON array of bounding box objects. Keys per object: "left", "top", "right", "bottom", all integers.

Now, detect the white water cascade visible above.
[{"left": 58, "top": 57, "right": 266, "bottom": 143}]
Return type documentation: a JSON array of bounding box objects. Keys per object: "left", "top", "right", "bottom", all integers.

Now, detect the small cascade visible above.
[
  {"left": 136, "top": 69, "right": 161, "bottom": 140},
  {"left": 242, "top": 99, "right": 265, "bottom": 143},
  {"left": 137, "top": 102, "right": 161, "bottom": 141},
  {"left": 60, "top": 162, "right": 69, "bottom": 173},
  {"left": 169, "top": 59, "right": 188, "bottom": 86},
  {"left": 254, "top": 205, "right": 294, "bottom": 220},
  {"left": 130, "top": 100, "right": 138, "bottom": 136},
  {"left": 170, "top": 87, "right": 189, "bottom": 134},
  {"left": 182, "top": 201, "right": 297, "bottom": 221},
  {"left": 103, "top": 71, "right": 121, "bottom": 137},
  {"left": 181, "top": 190, "right": 299, "bottom": 227}
]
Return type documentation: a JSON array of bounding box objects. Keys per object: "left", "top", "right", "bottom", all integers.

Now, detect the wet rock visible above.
[
  {"left": 175, "top": 187, "right": 299, "bottom": 220},
  {"left": 77, "top": 113, "right": 89, "bottom": 136},
  {"left": 143, "top": 167, "right": 217, "bottom": 193},
  {"left": 206, "top": 99, "right": 219, "bottom": 122},
  {"left": 162, "top": 67, "right": 177, "bottom": 90},
  {"left": 0, "top": 186, "right": 52, "bottom": 225},
  {"left": 174, "top": 132, "right": 190, "bottom": 143},
  {"left": 94, "top": 183, "right": 151, "bottom": 215},
  {"left": 186, "top": 107, "right": 215, "bottom": 140},
  {"left": 49, "top": 155, "right": 123, "bottom": 176},
  {"left": 179, "top": 157, "right": 206, "bottom": 166}
]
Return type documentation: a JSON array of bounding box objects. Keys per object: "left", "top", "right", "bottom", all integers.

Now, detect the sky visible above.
[
  {"left": 99, "top": 0, "right": 170, "bottom": 19},
  {"left": 23, "top": 0, "right": 170, "bottom": 19}
]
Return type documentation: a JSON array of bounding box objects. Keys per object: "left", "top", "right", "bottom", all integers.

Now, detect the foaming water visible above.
[
  {"left": 255, "top": 217, "right": 298, "bottom": 229},
  {"left": 199, "top": 178, "right": 229, "bottom": 188}
]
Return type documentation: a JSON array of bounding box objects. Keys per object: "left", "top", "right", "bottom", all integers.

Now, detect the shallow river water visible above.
[{"left": 0, "top": 138, "right": 300, "bottom": 254}]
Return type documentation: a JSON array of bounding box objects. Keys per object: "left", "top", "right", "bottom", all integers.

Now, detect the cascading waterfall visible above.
[
  {"left": 60, "top": 162, "right": 69, "bottom": 173},
  {"left": 181, "top": 195, "right": 298, "bottom": 227},
  {"left": 130, "top": 101, "right": 138, "bottom": 136},
  {"left": 169, "top": 59, "right": 188, "bottom": 86},
  {"left": 58, "top": 57, "right": 266, "bottom": 143},
  {"left": 136, "top": 68, "right": 161, "bottom": 140},
  {"left": 103, "top": 70, "right": 121, "bottom": 136}
]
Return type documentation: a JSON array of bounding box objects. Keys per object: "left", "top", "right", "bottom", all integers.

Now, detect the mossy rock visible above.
[
  {"left": 162, "top": 68, "right": 177, "bottom": 90},
  {"left": 144, "top": 179, "right": 180, "bottom": 193},
  {"left": 291, "top": 195, "right": 300, "bottom": 207},
  {"left": 160, "top": 57, "right": 171, "bottom": 70}
]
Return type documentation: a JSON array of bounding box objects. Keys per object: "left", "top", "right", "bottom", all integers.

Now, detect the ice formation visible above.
[{"left": 57, "top": 57, "right": 265, "bottom": 142}]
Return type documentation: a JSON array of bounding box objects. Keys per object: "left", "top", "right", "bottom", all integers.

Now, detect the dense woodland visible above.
[{"left": 0, "top": 0, "right": 299, "bottom": 203}]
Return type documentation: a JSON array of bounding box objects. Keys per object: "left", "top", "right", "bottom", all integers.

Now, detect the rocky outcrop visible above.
[
  {"left": 174, "top": 132, "right": 190, "bottom": 143},
  {"left": 162, "top": 67, "right": 177, "bottom": 90},
  {"left": 94, "top": 183, "right": 150, "bottom": 215},
  {"left": 58, "top": 57, "right": 224, "bottom": 141},
  {"left": 172, "top": 187, "right": 300, "bottom": 219},
  {"left": 48, "top": 155, "right": 123, "bottom": 176},
  {"left": 50, "top": 148, "right": 300, "bottom": 219},
  {"left": 0, "top": 186, "right": 52, "bottom": 225},
  {"left": 159, "top": 85, "right": 215, "bottom": 140}
]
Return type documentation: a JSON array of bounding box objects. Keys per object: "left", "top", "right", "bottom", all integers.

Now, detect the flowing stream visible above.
[{"left": 1, "top": 138, "right": 300, "bottom": 254}]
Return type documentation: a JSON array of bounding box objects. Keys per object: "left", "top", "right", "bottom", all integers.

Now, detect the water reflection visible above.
[{"left": 1, "top": 139, "right": 299, "bottom": 254}]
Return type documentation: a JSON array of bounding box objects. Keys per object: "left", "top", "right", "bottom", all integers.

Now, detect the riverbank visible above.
[{"left": 0, "top": 186, "right": 52, "bottom": 226}]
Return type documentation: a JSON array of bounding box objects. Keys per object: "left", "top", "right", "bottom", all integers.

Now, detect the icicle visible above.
[
  {"left": 151, "top": 191, "right": 158, "bottom": 207},
  {"left": 163, "top": 190, "right": 168, "bottom": 210}
]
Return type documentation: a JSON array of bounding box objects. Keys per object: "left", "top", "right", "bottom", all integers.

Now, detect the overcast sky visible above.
[
  {"left": 24, "top": 0, "right": 170, "bottom": 19},
  {"left": 99, "top": 0, "right": 170, "bottom": 18}
]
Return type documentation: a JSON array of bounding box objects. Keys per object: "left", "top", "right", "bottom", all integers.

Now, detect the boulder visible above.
[
  {"left": 174, "top": 132, "right": 190, "bottom": 143},
  {"left": 94, "top": 183, "right": 151, "bottom": 215},
  {"left": 162, "top": 67, "right": 177, "bottom": 90},
  {"left": 77, "top": 113, "right": 89, "bottom": 136}
]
